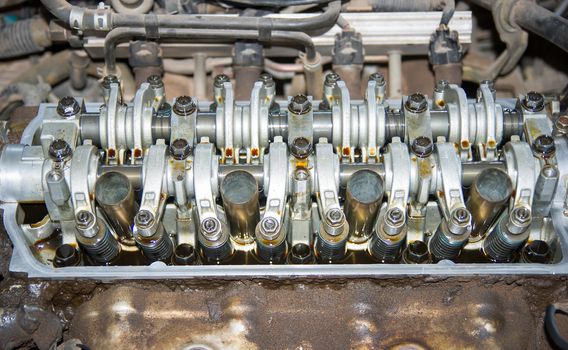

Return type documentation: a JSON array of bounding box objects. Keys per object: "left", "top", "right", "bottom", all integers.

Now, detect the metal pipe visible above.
[
  {"left": 344, "top": 170, "right": 384, "bottom": 243},
  {"left": 104, "top": 27, "right": 317, "bottom": 74},
  {"left": 220, "top": 170, "right": 260, "bottom": 245},
  {"left": 466, "top": 168, "right": 512, "bottom": 240},
  {"left": 95, "top": 171, "right": 138, "bottom": 245},
  {"left": 470, "top": 0, "right": 568, "bottom": 53},
  {"left": 388, "top": 51, "right": 402, "bottom": 98},
  {"left": 193, "top": 53, "right": 207, "bottom": 100},
  {"left": 39, "top": 0, "right": 340, "bottom": 34}
]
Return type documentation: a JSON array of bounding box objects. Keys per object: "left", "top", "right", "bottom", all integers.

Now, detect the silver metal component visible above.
[
  {"left": 95, "top": 171, "right": 138, "bottom": 245},
  {"left": 193, "top": 141, "right": 233, "bottom": 261},
  {"left": 467, "top": 168, "right": 512, "bottom": 241},
  {"left": 256, "top": 137, "right": 288, "bottom": 262},
  {"left": 483, "top": 207, "right": 532, "bottom": 262},
  {"left": 220, "top": 170, "right": 260, "bottom": 245},
  {"left": 46, "top": 170, "right": 70, "bottom": 206},
  {"left": 344, "top": 170, "right": 384, "bottom": 243},
  {"left": 314, "top": 141, "right": 348, "bottom": 261}
]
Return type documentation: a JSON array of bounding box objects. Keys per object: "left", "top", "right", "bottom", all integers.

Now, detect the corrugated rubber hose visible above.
[{"left": 0, "top": 17, "right": 52, "bottom": 59}]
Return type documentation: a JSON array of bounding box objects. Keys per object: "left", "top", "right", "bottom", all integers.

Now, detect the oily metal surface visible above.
[{"left": 68, "top": 280, "right": 535, "bottom": 350}]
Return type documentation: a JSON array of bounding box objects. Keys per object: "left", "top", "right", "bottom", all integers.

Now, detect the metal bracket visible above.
[
  {"left": 434, "top": 139, "right": 467, "bottom": 219},
  {"left": 250, "top": 81, "right": 274, "bottom": 163},
  {"left": 504, "top": 137, "right": 539, "bottom": 211}
]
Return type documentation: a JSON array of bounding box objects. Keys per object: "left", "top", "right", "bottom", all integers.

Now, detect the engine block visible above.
[{"left": 1, "top": 73, "right": 566, "bottom": 278}]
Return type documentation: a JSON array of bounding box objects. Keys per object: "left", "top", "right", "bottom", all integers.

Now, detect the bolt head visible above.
[
  {"left": 511, "top": 207, "right": 531, "bottom": 225},
  {"left": 290, "top": 137, "right": 313, "bottom": 159},
  {"left": 201, "top": 217, "right": 221, "bottom": 238},
  {"left": 368, "top": 72, "right": 385, "bottom": 84},
  {"left": 451, "top": 208, "right": 470, "bottom": 225},
  {"left": 289, "top": 94, "right": 312, "bottom": 115},
  {"left": 556, "top": 115, "right": 568, "bottom": 131},
  {"left": 53, "top": 244, "right": 81, "bottom": 267},
  {"left": 533, "top": 134, "right": 555, "bottom": 157},
  {"left": 49, "top": 139, "right": 72, "bottom": 161},
  {"left": 213, "top": 74, "right": 230, "bottom": 88},
  {"left": 258, "top": 73, "right": 274, "bottom": 87},
  {"left": 405, "top": 93, "right": 428, "bottom": 113},
  {"left": 411, "top": 136, "right": 433, "bottom": 158},
  {"left": 75, "top": 210, "right": 95, "bottom": 229},
  {"left": 325, "top": 208, "right": 344, "bottom": 226},
  {"left": 260, "top": 217, "right": 279, "bottom": 237},
  {"left": 173, "top": 96, "right": 196, "bottom": 116},
  {"left": 147, "top": 75, "right": 163, "bottom": 89},
  {"left": 385, "top": 208, "right": 404, "bottom": 226},
  {"left": 523, "top": 91, "right": 545, "bottom": 112},
  {"left": 101, "top": 75, "right": 119, "bottom": 89},
  {"left": 57, "top": 96, "right": 80, "bottom": 118},
  {"left": 324, "top": 72, "right": 340, "bottom": 87},
  {"left": 135, "top": 210, "right": 155, "bottom": 229},
  {"left": 435, "top": 80, "right": 449, "bottom": 92},
  {"left": 170, "top": 138, "right": 191, "bottom": 160}
]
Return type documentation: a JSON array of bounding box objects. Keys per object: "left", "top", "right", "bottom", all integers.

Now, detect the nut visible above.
[
  {"left": 48, "top": 139, "right": 72, "bottom": 161},
  {"left": 56, "top": 96, "right": 80, "bottom": 118},
  {"left": 435, "top": 80, "right": 449, "bottom": 92},
  {"left": 324, "top": 72, "right": 340, "bottom": 87},
  {"left": 532, "top": 134, "right": 555, "bottom": 157},
  {"left": 411, "top": 136, "right": 433, "bottom": 158},
  {"left": 135, "top": 210, "right": 155, "bottom": 229},
  {"left": 258, "top": 73, "right": 274, "bottom": 87},
  {"left": 290, "top": 137, "right": 313, "bottom": 159},
  {"left": 147, "top": 75, "right": 164, "bottom": 89},
  {"left": 213, "top": 74, "right": 230, "bottom": 88},
  {"left": 260, "top": 217, "right": 279, "bottom": 239},
  {"left": 385, "top": 208, "right": 404, "bottom": 226},
  {"left": 451, "top": 208, "right": 470, "bottom": 225},
  {"left": 101, "top": 75, "right": 119, "bottom": 89},
  {"left": 405, "top": 93, "right": 428, "bottom": 113},
  {"left": 325, "top": 208, "right": 344, "bottom": 226},
  {"left": 555, "top": 115, "right": 568, "bottom": 132},
  {"left": 173, "top": 96, "right": 196, "bottom": 116},
  {"left": 522, "top": 91, "right": 545, "bottom": 112},
  {"left": 75, "top": 210, "right": 95, "bottom": 229},
  {"left": 201, "top": 217, "right": 222, "bottom": 241},
  {"left": 169, "top": 138, "right": 191, "bottom": 160},
  {"left": 368, "top": 72, "right": 385, "bottom": 84},
  {"left": 511, "top": 207, "right": 531, "bottom": 225},
  {"left": 288, "top": 94, "right": 312, "bottom": 115}
]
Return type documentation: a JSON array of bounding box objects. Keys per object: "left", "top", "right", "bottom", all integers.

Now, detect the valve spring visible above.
[
  {"left": 256, "top": 239, "right": 287, "bottom": 263},
  {"left": 429, "top": 229, "right": 462, "bottom": 261},
  {"left": 483, "top": 227, "right": 525, "bottom": 262},
  {"left": 368, "top": 233, "right": 403, "bottom": 263},
  {"left": 138, "top": 233, "right": 174, "bottom": 262},
  {"left": 80, "top": 229, "right": 120, "bottom": 264},
  {"left": 315, "top": 235, "right": 346, "bottom": 262},
  {"left": 199, "top": 238, "right": 233, "bottom": 262}
]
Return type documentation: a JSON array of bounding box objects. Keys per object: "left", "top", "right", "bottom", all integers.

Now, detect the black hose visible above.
[
  {"left": 0, "top": 17, "right": 52, "bottom": 59},
  {"left": 104, "top": 27, "right": 316, "bottom": 73},
  {"left": 469, "top": 0, "right": 568, "bottom": 53},
  {"left": 40, "top": 0, "right": 340, "bottom": 35}
]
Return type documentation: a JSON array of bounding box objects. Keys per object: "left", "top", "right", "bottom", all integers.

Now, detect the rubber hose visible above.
[{"left": 0, "top": 18, "right": 52, "bottom": 59}]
